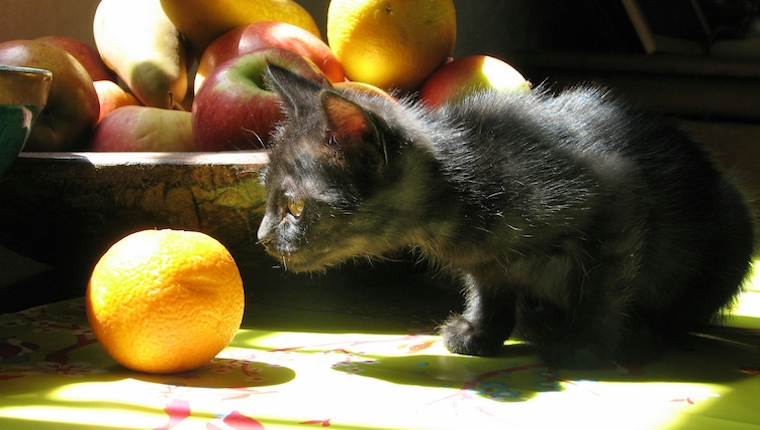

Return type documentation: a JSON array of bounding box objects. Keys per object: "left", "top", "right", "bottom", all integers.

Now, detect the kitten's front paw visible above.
[{"left": 440, "top": 314, "right": 505, "bottom": 356}]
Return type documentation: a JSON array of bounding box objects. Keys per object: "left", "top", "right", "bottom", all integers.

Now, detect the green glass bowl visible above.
[{"left": 0, "top": 65, "right": 52, "bottom": 176}]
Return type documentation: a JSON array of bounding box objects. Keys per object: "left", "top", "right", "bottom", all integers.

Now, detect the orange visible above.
[
  {"left": 327, "top": 0, "right": 456, "bottom": 93},
  {"left": 86, "top": 229, "right": 245, "bottom": 374}
]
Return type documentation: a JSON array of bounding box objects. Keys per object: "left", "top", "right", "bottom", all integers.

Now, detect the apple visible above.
[
  {"left": 89, "top": 105, "right": 195, "bottom": 152},
  {"left": 36, "top": 36, "right": 118, "bottom": 82},
  {"left": 195, "top": 21, "right": 345, "bottom": 94},
  {"left": 418, "top": 55, "right": 532, "bottom": 108},
  {"left": 0, "top": 39, "right": 100, "bottom": 151},
  {"left": 93, "top": 80, "right": 141, "bottom": 123},
  {"left": 192, "top": 47, "right": 330, "bottom": 151}
]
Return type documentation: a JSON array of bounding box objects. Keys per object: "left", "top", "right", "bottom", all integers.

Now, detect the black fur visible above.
[{"left": 257, "top": 65, "right": 754, "bottom": 369}]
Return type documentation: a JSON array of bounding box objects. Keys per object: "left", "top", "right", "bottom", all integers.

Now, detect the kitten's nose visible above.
[
  {"left": 256, "top": 228, "right": 270, "bottom": 245},
  {"left": 257, "top": 215, "right": 275, "bottom": 245}
]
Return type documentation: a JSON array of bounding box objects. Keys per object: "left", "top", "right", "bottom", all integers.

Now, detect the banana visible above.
[
  {"left": 93, "top": 0, "right": 188, "bottom": 109},
  {"left": 159, "top": 0, "right": 321, "bottom": 56}
]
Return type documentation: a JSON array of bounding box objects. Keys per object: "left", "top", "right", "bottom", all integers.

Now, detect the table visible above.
[{"left": 1, "top": 261, "right": 759, "bottom": 429}]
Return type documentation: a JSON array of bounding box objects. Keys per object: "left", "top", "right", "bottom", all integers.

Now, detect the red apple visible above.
[
  {"left": 0, "top": 39, "right": 100, "bottom": 151},
  {"left": 195, "top": 21, "right": 344, "bottom": 93},
  {"left": 36, "top": 35, "right": 118, "bottom": 82},
  {"left": 90, "top": 105, "right": 195, "bottom": 152},
  {"left": 192, "top": 47, "right": 330, "bottom": 151},
  {"left": 418, "top": 55, "right": 531, "bottom": 108},
  {"left": 94, "top": 80, "right": 141, "bottom": 123}
]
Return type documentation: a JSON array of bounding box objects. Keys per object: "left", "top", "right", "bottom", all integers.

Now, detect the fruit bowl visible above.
[
  {"left": 0, "top": 65, "right": 52, "bottom": 176},
  {"left": 0, "top": 151, "right": 269, "bottom": 278}
]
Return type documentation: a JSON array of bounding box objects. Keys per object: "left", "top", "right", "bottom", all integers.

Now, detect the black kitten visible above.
[{"left": 257, "top": 65, "right": 754, "bottom": 369}]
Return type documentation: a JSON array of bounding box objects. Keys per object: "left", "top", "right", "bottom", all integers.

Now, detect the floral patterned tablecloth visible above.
[{"left": 1, "top": 261, "right": 759, "bottom": 430}]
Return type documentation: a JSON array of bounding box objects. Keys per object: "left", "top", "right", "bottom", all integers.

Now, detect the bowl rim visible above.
[{"left": 15, "top": 150, "right": 270, "bottom": 166}]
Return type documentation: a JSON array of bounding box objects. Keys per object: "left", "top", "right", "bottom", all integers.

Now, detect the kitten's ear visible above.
[
  {"left": 265, "top": 64, "right": 326, "bottom": 115},
  {"left": 321, "top": 91, "right": 387, "bottom": 164}
]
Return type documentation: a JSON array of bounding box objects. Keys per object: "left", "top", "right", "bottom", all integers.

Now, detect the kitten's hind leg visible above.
[
  {"left": 613, "top": 316, "right": 672, "bottom": 365},
  {"left": 529, "top": 287, "right": 630, "bottom": 369},
  {"left": 440, "top": 274, "right": 517, "bottom": 356}
]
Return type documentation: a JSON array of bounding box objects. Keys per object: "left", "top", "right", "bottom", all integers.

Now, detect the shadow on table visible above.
[
  {"left": 328, "top": 326, "right": 760, "bottom": 430},
  {"left": 240, "top": 250, "right": 465, "bottom": 335},
  {"left": 122, "top": 359, "right": 297, "bottom": 390}
]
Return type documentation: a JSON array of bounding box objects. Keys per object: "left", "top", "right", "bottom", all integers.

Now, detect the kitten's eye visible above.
[{"left": 288, "top": 199, "right": 305, "bottom": 218}]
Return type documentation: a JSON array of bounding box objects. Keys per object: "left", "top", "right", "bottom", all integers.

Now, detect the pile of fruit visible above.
[{"left": 0, "top": 0, "right": 530, "bottom": 153}]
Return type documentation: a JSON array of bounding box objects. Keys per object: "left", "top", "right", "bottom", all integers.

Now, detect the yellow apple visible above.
[{"left": 94, "top": 0, "right": 189, "bottom": 109}]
